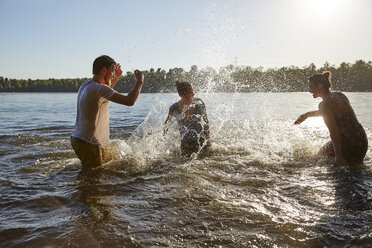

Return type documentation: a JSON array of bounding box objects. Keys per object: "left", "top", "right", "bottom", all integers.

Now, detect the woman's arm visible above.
[
  {"left": 163, "top": 109, "right": 173, "bottom": 134},
  {"left": 294, "top": 110, "right": 320, "bottom": 125},
  {"left": 204, "top": 115, "right": 211, "bottom": 146},
  {"left": 201, "top": 103, "right": 211, "bottom": 147}
]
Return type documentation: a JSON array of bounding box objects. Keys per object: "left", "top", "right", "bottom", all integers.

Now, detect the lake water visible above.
[{"left": 0, "top": 92, "right": 371, "bottom": 247}]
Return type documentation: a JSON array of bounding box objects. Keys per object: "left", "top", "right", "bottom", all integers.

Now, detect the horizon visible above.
[
  {"left": 0, "top": 0, "right": 371, "bottom": 80},
  {"left": 1, "top": 59, "right": 370, "bottom": 81}
]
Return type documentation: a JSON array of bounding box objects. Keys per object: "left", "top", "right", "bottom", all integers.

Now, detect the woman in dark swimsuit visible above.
[
  {"left": 294, "top": 71, "right": 368, "bottom": 166},
  {"left": 164, "top": 81, "right": 211, "bottom": 156}
]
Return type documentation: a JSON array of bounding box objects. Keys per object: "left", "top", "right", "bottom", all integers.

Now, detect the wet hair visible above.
[
  {"left": 174, "top": 80, "right": 192, "bottom": 95},
  {"left": 309, "top": 71, "right": 332, "bottom": 90},
  {"left": 92, "top": 55, "right": 116, "bottom": 75}
]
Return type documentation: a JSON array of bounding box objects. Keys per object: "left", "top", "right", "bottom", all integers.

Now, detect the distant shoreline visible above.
[{"left": 1, "top": 60, "right": 371, "bottom": 93}]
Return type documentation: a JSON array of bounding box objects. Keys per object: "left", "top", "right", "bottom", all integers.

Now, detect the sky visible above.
[{"left": 0, "top": 0, "right": 371, "bottom": 79}]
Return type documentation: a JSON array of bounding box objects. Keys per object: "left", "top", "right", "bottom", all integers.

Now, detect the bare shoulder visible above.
[
  {"left": 169, "top": 102, "right": 180, "bottom": 113},
  {"left": 319, "top": 97, "right": 333, "bottom": 116},
  {"left": 331, "top": 91, "right": 349, "bottom": 102}
]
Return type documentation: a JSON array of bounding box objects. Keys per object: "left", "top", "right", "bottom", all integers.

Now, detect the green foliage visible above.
[
  {"left": 0, "top": 77, "right": 88, "bottom": 92},
  {"left": 1, "top": 60, "right": 372, "bottom": 92}
]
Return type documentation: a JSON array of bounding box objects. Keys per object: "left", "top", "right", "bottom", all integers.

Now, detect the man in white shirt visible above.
[{"left": 71, "top": 55, "right": 144, "bottom": 174}]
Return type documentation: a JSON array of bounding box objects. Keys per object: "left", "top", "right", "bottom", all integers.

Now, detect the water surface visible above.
[{"left": 0, "top": 92, "right": 371, "bottom": 247}]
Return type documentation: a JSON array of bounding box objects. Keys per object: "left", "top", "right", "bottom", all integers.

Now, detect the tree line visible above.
[{"left": 1, "top": 60, "right": 371, "bottom": 93}]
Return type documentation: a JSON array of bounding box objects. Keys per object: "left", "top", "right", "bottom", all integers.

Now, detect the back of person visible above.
[
  {"left": 326, "top": 92, "right": 368, "bottom": 163},
  {"left": 327, "top": 92, "right": 363, "bottom": 135},
  {"left": 71, "top": 55, "right": 144, "bottom": 174},
  {"left": 295, "top": 71, "right": 368, "bottom": 166},
  {"left": 72, "top": 80, "right": 115, "bottom": 147}
]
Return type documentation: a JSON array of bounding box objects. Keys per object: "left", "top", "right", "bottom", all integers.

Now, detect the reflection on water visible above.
[
  {"left": 316, "top": 166, "right": 372, "bottom": 247},
  {"left": 0, "top": 92, "right": 371, "bottom": 247}
]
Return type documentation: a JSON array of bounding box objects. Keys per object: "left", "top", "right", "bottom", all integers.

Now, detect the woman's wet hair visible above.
[
  {"left": 93, "top": 55, "right": 116, "bottom": 75},
  {"left": 174, "top": 80, "right": 192, "bottom": 95},
  {"left": 309, "top": 71, "right": 332, "bottom": 90}
]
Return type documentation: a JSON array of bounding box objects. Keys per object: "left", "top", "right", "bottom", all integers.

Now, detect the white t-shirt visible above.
[{"left": 72, "top": 80, "right": 116, "bottom": 146}]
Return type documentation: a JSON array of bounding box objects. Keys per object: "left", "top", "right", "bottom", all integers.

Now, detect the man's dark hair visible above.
[
  {"left": 92, "top": 55, "right": 116, "bottom": 75},
  {"left": 174, "top": 80, "right": 192, "bottom": 95}
]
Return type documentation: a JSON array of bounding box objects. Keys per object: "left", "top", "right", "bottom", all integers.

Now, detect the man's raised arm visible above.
[{"left": 110, "top": 70, "right": 144, "bottom": 106}]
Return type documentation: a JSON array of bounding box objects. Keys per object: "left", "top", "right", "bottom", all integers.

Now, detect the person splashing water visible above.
[
  {"left": 294, "top": 71, "right": 368, "bottom": 166},
  {"left": 164, "top": 81, "right": 211, "bottom": 157}
]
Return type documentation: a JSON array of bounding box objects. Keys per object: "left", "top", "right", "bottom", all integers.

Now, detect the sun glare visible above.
[{"left": 306, "top": 0, "right": 341, "bottom": 18}]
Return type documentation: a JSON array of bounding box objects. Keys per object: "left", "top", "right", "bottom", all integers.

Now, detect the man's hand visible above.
[
  {"left": 108, "top": 63, "right": 123, "bottom": 88},
  {"left": 114, "top": 63, "right": 123, "bottom": 78},
  {"left": 134, "top": 70, "right": 144, "bottom": 83}
]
